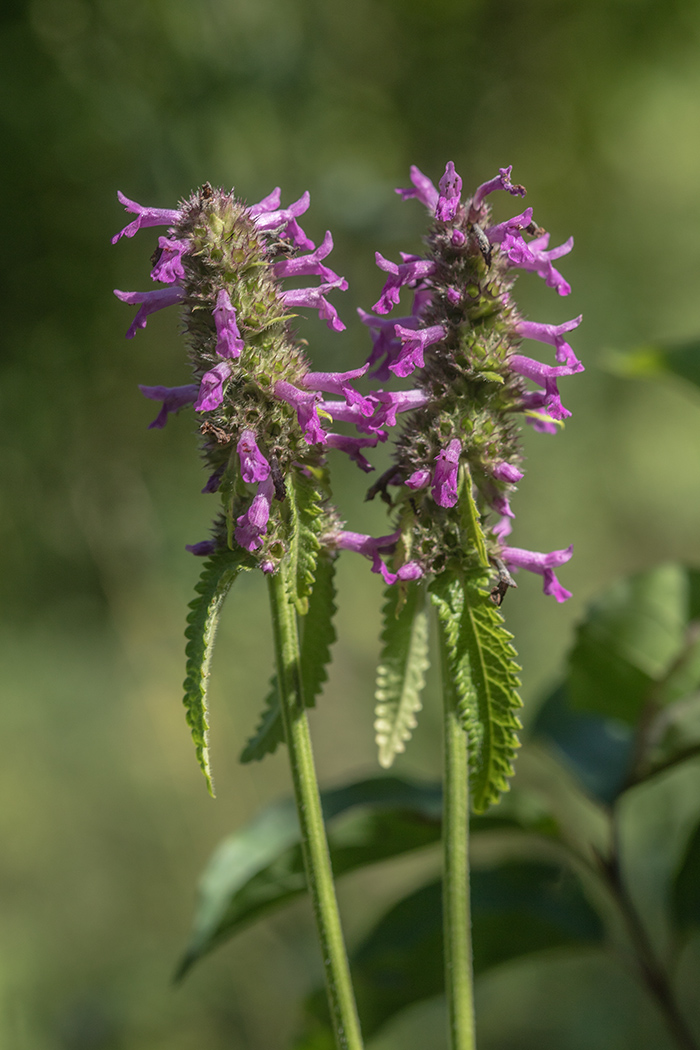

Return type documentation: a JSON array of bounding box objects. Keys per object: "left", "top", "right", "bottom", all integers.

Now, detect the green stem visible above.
[
  {"left": 268, "top": 567, "right": 364, "bottom": 1050},
  {"left": 439, "top": 616, "right": 477, "bottom": 1050}
]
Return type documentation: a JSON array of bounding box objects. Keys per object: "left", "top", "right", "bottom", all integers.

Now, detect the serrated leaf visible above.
[
  {"left": 175, "top": 776, "right": 443, "bottom": 980},
  {"left": 430, "top": 571, "right": 522, "bottom": 813},
  {"left": 284, "top": 470, "right": 325, "bottom": 615},
  {"left": 300, "top": 862, "right": 603, "bottom": 1043},
  {"left": 374, "top": 582, "right": 430, "bottom": 768},
  {"left": 239, "top": 553, "right": 337, "bottom": 764},
  {"left": 183, "top": 549, "right": 253, "bottom": 795}
]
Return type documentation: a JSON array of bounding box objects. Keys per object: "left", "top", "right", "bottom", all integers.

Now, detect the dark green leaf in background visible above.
[
  {"left": 671, "top": 820, "right": 700, "bottom": 933},
  {"left": 607, "top": 339, "right": 700, "bottom": 393}
]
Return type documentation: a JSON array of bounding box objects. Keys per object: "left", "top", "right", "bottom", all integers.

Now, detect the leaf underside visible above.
[
  {"left": 183, "top": 549, "right": 253, "bottom": 795},
  {"left": 430, "top": 570, "right": 522, "bottom": 812},
  {"left": 239, "top": 547, "right": 338, "bottom": 764},
  {"left": 374, "top": 581, "right": 430, "bottom": 768}
]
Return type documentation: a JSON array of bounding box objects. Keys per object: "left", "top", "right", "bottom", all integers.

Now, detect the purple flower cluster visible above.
[{"left": 347, "top": 162, "right": 580, "bottom": 602}]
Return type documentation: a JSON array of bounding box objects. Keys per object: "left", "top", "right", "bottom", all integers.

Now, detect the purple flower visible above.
[
  {"left": 235, "top": 477, "right": 274, "bottom": 552},
  {"left": 151, "top": 237, "right": 189, "bottom": 284},
  {"left": 138, "top": 383, "right": 198, "bottom": 429},
  {"left": 250, "top": 190, "right": 315, "bottom": 250},
  {"left": 237, "top": 430, "right": 271, "bottom": 483},
  {"left": 334, "top": 530, "right": 423, "bottom": 586},
  {"left": 485, "top": 208, "right": 534, "bottom": 245},
  {"left": 112, "top": 191, "right": 181, "bottom": 244},
  {"left": 509, "top": 354, "right": 582, "bottom": 420},
  {"left": 431, "top": 439, "right": 461, "bottom": 508},
  {"left": 514, "top": 316, "right": 582, "bottom": 367},
  {"left": 372, "top": 253, "right": 437, "bottom": 315},
  {"left": 500, "top": 543, "right": 574, "bottom": 602},
  {"left": 504, "top": 232, "right": 573, "bottom": 297},
  {"left": 358, "top": 309, "right": 420, "bottom": 379},
  {"left": 273, "top": 231, "right": 345, "bottom": 285},
  {"left": 186, "top": 540, "right": 218, "bottom": 556},
  {"left": 281, "top": 278, "right": 347, "bottom": 332},
  {"left": 395, "top": 166, "right": 439, "bottom": 212},
  {"left": 471, "top": 166, "right": 526, "bottom": 213},
  {"left": 213, "top": 289, "right": 244, "bottom": 359},
  {"left": 301, "top": 365, "right": 373, "bottom": 416},
  {"left": 246, "top": 187, "right": 282, "bottom": 219},
  {"left": 114, "top": 286, "right": 184, "bottom": 339},
  {"left": 202, "top": 470, "right": 223, "bottom": 494},
  {"left": 274, "top": 380, "right": 327, "bottom": 444},
  {"left": 435, "top": 162, "right": 463, "bottom": 222},
  {"left": 391, "top": 323, "right": 446, "bottom": 378},
  {"left": 195, "top": 361, "right": 232, "bottom": 412},
  {"left": 368, "top": 388, "right": 431, "bottom": 431},
  {"left": 493, "top": 462, "right": 524, "bottom": 483},
  {"left": 406, "top": 469, "right": 430, "bottom": 490},
  {"left": 325, "top": 433, "right": 379, "bottom": 473}
]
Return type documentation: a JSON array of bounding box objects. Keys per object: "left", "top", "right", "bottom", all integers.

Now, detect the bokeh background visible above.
[{"left": 3, "top": 0, "right": 700, "bottom": 1047}]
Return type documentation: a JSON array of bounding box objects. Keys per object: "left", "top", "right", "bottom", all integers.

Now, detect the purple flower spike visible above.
[
  {"left": 432, "top": 439, "right": 461, "bottom": 508},
  {"left": 391, "top": 323, "right": 446, "bottom": 378},
  {"left": 274, "top": 380, "right": 328, "bottom": 444},
  {"left": 471, "top": 166, "right": 526, "bottom": 212},
  {"left": 500, "top": 543, "right": 574, "bottom": 602},
  {"left": 406, "top": 469, "right": 430, "bottom": 490},
  {"left": 281, "top": 278, "right": 347, "bottom": 332},
  {"left": 151, "top": 236, "right": 189, "bottom": 284},
  {"left": 515, "top": 316, "right": 583, "bottom": 367},
  {"left": 213, "top": 289, "right": 245, "bottom": 359},
  {"left": 237, "top": 430, "right": 271, "bottom": 483},
  {"left": 334, "top": 530, "right": 423, "bottom": 586},
  {"left": 138, "top": 383, "right": 198, "bottom": 429},
  {"left": 186, "top": 540, "right": 218, "bottom": 556},
  {"left": 493, "top": 461, "right": 524, "bottom": 483},
  {"left": 372, "top": 253, "right": 437, "bottom": 315},
  {"left": 395, "top": 166, "right": 439, "bottom": 211},
  {"left": 195, "top": 361, "right": 232, "bottom": 412},
  {"left": 235, "top": 477, "right": 274, "bottom": 552},
  {"left": 436, "top": 162, "right": 463, "bottom": 222},
  {"left": 302, "top": 365, "right": 373, "bottom": 416},
  {"left": 273, "top": 231, "right": 345, "bottom": 285},
  {"left": 112, "top": 191, "right": 181, "bottom": 244},
  {"left": 326, "top": 433, "right": 379, "bottom": 473},
  {"left": 114, "top": 286, "right": 184, "bottom": 339},
  {"left": 251, "top": 190, "right": 315, "bottom": 250}
]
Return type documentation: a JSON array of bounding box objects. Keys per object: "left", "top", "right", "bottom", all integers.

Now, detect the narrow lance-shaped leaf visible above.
[
  {"left": 283, "top": 468, "right": 325, "bottom": 615},
  {"left": 183, "top": 549, "right": 253, "bottom": 794},
  {"left": 374, "top": 581, "right": 430, "bottom": 768},
  {"left": 430, "top": 570, "right": 522, "bottom": 812},
  {"left": 239, "top": 551, "right": 338, "bottom": 763}
]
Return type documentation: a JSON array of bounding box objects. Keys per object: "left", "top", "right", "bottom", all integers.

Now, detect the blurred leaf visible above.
[
  {"left": 374, "top": 582, "right": 430, "bottom": 769},
  {"left": 183, "top": 549, "right": 253, "bottom": 795},
  {"left": 430, "top": 571, "right": 522, "bottom": 813},
  {"left": 671, "top": 820, "right": 700, "bottom": 932},
  {"left": 301, "top": 863, "right": 604, "bottom": 1042},
  {"left": 176, "top": 776, "right": 443, "bottom": 980},
  {"left": 533, "top": 683, "right": 634, "bottom": 805},
  {"left": 568, "top": 564, "right": 700, "bottom": 724},
  {"left": 240, "top": 553, "right": 337, "bottom": 764},
  {"left": 607, "top": 339, "right": 700, "bottom": 391},
  {"left": 633, "top": 691, "right": 700, "bottom": 785}
]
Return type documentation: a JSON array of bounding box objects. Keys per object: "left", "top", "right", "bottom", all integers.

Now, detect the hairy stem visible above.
[
  {"left": 439, "top": 616, "right": 477, "bottom": 1050},
  {"left": 268, "top": 567, "right": 364, "bottom": 1050}
]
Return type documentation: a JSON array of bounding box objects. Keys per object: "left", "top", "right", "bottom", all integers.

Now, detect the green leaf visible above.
[
  {"left": 374, "top": 582, "right": 430, "bottom": 768},
  {"left": 671, "top": 819, "right": 700, "bottom": 932},
  {"left": 183, "top": 549, "right": 253, "bottom": 795},
  {"left": 284, "top": 470, "right": 325, "bottom": 615},
  {"left": 175, "top": 776, "right": 443, "bottom": 980},
  {"left": 239, "top": 553, "right": 337, "bottom": 764},
  {"left": 606, "top": 338, "right": 700, "bottom": 392},
  {"left": 568, "top": 564, "right": 700, "bottom": 724},
  {"left": 430, "top": 571, "right": 522, "bottom": 813},
  {"left": 301, "top": 862, "right": 603, "bottom": 1042}
]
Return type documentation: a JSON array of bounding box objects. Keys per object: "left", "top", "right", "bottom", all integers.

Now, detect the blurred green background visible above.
[{"left": 3, "top": 0, "right": 700, "bottom": 1046}]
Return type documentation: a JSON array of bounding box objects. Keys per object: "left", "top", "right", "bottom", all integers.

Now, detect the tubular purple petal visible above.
[
  {"left": 500, "top": 544, "right": 573, "bottom": 602},
  {"left": 235, "top": 477, "right": 274, "bottom": 552},
  {"left": 325, "top": 433, "right": 379, "bottom": 472},
  {"left": 252, "top": 190, "right": 315, "bottom": 249},
  {"left": 114, "top": 286, "right": 184, "bottom": 338},
  {"left": 395, "top": 165, "right": 439, "bottom": 211},
  {"left": 302, "top": 365, "right": 373, "bottom": 416},
  {"left": 372, "top": 254, "right": 436, "bottom": 315},
  {"left": 138, "top": 383, "right": 198, "bottom": 429},
  {"left": 237, "top": 430, "right": 271, "bottom": 483},
  {"left": 195, "top": 361, "right": 232, "bottom": 412},
  {"left": 493, "top": 462, "right": 524, "bottom": 483},
  {"left": 112, "top": 191, "right": 181, "bottom": 244},
  {"left": 514, "top": 316, "right": 583, "bottom": 367},
  {"left": 151, "top": 236, "right": 189, "bottom": 283},
  {"left": 435, "top": 162, "right": 463, "bottom": 222},
  {"left": 274, "top": 380, "right": 328, "bottom": 444},
  {"left": 213, "top": 289, "right": 245, "bottom": 359},
  {"left": 431, "top": 439, "right": 461, "bottom": 508},
  {"left": 273, "top": 232, "right": 344, "bottom": 284},
  {"left": 471, "top": 166, "right": 526, "bottom": 212},
  {"left": 186, "top": 540, "right": 218, "bottom": 556},
  {"left": 406, "top": 469, "right": 430, "bottom": 490},
  {"left": 246, "top": 187, "right": 282, "bottom": 219},
  {"left": 391, "top": 323, "right": 446, "bottom": 378},
  {"left": 281, "top": 279, "right": 347, "bottom": 332}
]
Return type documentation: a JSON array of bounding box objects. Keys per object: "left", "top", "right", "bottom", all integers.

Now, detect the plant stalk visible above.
[
  {"left": 439, "top": 617, "right": 477, "bottom": 1050},
  {"left": 268, "top": 567, "right": 364, "bottom": 1050}
]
